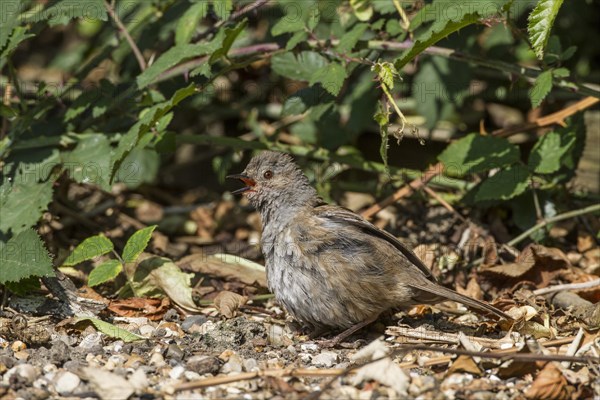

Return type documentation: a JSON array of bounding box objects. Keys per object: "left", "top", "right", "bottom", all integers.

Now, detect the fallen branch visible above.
[{"left": 534, "top": 278, "right": 600, "bottom": 296}]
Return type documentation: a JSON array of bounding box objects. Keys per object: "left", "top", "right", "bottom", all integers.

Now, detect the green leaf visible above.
[
  {"left": 75, "top": 317, "right": 144, "bottom": 342},
  {"left": 0, "top": 179, "right": 53, "bottom": 236},
  {"left": 371, "top": 61, "right": 398, "bottom": 89},
  {"left": 336, "top": 23, "right": 368, "bottom": 53},
  {"left": 474, "top": 165, "right": 531, "bottom": 202},
  {"left": 0, "top": 229, "right": 54, "bottom": 284},
  {"left": 529, "top": 69, "right": 553, "bottom": 108},
  {"left": 175, "top": 2, "right": 208, "bottom": 45},
  {"left": 395, "top": 13, "right": 481, "bottom": 69},
  {"left": 374, "top": 100, "right": 391, "bottom": 174},
  {"left": 282, "top": 86, "right": 334, "bottom": 116},
  {"left": 0, "top": 0, "right": 21, "bottom": 51},
  {"left": 137, "top": 43, "right": 218, "bottom": 88},
  {"left": 209, "top": 20, "right": 247, "bottom": 64},
  {"left": 286, "top": 31, "right": 308, "bottom": 51},
  {"left": 528, "top": 130, "right": 576, "bottom": 174},
  {"left": 88, "top": 259, "right": 123, "bottom": 287},
  {"left": 0, "top": 27, "right": 35, "bottom": 60},
  {"left": 528, "top": 0, "right": 564, "bottom": 60},
  {"left": 126, "top": 256, "right": 201, "bottom": 312},
  {"left": 271, "top": 51, "right": 328, "bottom": 81},
  {"left": 212, "top": 0, "right": 232, "bottom": 20},
  {"left": 552, "top": 67, "right": 570, "bottom": 78},
  {"left": 438, "top": 134, "right": 520, "bottom": 177},
  {"left": 271, "top": 11, "right": 306, "bottom": 36},
  {"left": 122, "top": 225, "right": 157, "bottom": 263},
  {"left": 309, "top": 62, "right": 347, "bottom": 96},
  {"left": 62, "top": 134, "right": 112, "bottom": 191},
  {"left": 350, "top": 0, "right": 373, "bottom": 21},
  {"left": 110, "top": 85, "right": 196, "bottom": 181},
  {"left": 63, "top": 234, "right": 114, "bottom": 266},
  {"left": 44, "top": 0, "right": 108, "bottom": 26}
]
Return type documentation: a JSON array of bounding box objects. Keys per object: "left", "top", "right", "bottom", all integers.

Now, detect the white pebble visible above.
[
  {"left": 54, "top": 371, "right": 81, "bottom": 395},
  {"left": 311, "top": 351, "right": 339, "bottom": 368}
]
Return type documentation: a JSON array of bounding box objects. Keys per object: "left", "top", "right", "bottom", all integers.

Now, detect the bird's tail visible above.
[{"left": 408, "top": 281, "right": 512, "bottom": 320}]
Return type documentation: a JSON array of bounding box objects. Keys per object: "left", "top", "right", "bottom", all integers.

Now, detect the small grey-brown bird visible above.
[{"left": 228, "top": 151, "right": 510, "bottom": 344}]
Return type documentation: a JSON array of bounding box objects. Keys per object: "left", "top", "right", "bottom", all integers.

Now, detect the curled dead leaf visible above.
[
  {"left": 108, "top": 297, "right": 170, "bottom": 321},
  {"left": 213, "top": 291, "right": 248, "bottom": 318},
  {"left": 525, "top": 362, "right": 573, "bottom": 400},
  {"left": 447, "top": 355, "right": 482, "bottom": 376}
]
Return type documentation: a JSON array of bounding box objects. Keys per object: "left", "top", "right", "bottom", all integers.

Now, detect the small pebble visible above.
[
  {"left": 243, "top": 358, "right": 258, "bottom": 372},
  {"left": 300, "top": 343, "right": 318, "bottom": 353},
  {"left": 298, "top": 353, "right": 312, "bottom": 363},
  {"left": 181, "top": 315, "right": 208, "bottom": 333},
  {"left": 311, "top": 351, "right": 338, "bottom": 368},
  {"left": 166, "top": 344, "right": 184, "bottom": 361},
  {"left": 4, "top": 364, "right": 37, "bottom": 384},
  {"left": 54, "top": 371, "right": 81, "bottom": 395},
  {"left": 186, "top": 355, "right": 221, "bottom": 375},
  {"left": 169, "top": 365, "right": 185, "bottom": 380},
  {"left": 221, "top": 354, "right": 243, "bottom": 374},
  {"left": 11, "top": 340, "right": 26, "bottom": 351},
  {"left": 139, "top": 325, "right": 156, "bottom": 337},
  {"left": 79, "top": 333, "right": 102, "bottom": 350},
  {"left": 13, "top": 350, "right": 30, "bottom": 360},
  {"left": 149, "top": 353, "right": 166, "bottom": 367}
]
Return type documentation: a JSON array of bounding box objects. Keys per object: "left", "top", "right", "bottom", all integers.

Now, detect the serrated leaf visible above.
[
  {"left": 528, "top": 130, "right": 575, "bottom": 174},
  {"left": 75, "top": 317, "right": 144, "bottom": 342},
  {"left": 438, "top": 134, "right": 520, "bottom": 177},
  {"left": 282, "top": 86, "right": 334, "bottom": 116},
  {"left": 529, "top": 69, "right": 553, "bottom": 108},
  {"left": 63, "top": 234, "right": 114, "bottom": 266},
  {"left": 0, "top": 0, "right": 20, "bottom": 51},
  {"left": 350, "top": 0, "right": 373, "bottom": 21},
  {"left": 0, "top": 26, "right": 35, "bottom": 60},
  {"left": 209, "top": 20, "right": 247, "bottom": 64},
  {"left": 110, "top": 85, "right": 196, "bottom": 181},
  {"left": 175, "top": 2, "right": 208, "bottom": 45},
  {"left": 137, "top": 42, "right": 218, "bottom": 88},
  {"left": 122, "top": 225, "right": 157, "bottom": 263},
  {"left": 0, "top": 229, "right": 54, "bottom": 284},
  {"left": 309, "top": 62, "right": 347, "bottom": 96},
  {"left": 88, "top": 259, "right": 123, "bottom": 287},
  {"left": 475, "top": 165, "right": 531, "bottom": 202},
  {"left": 337, "top": 23, "right": 368, "bottom": 53},
  {"left": 0, "top": 179, "right": 53, "bottom": 236},
  {"left": 212, "top": 0, "right": 232, "bottom": 20},
  {"left": 271, "top": 7, "right": 306, "bottom": 36},
  {"left": 374, "top": 100, "right": 391, "bottom": 173},
  {"left": 62, "top": 134, "right": 112, "bottom": 191},
  {"left": 286, "top": 31, "right": 308, "bottom": 51},
  {"left": 45, "top": 0, "right": 108, "bottom": 26},
  {"left": 396, "top": 13, "right": 481, "bottom": 69},
  {"left": 271, "top": 51, "right": 328, "bottom": 81},
  {"left": 372, "top": 62, "right": 398, "bottom": 89},
  {"left": 528, "top": 0, "right": 564, "bottom": 60}
]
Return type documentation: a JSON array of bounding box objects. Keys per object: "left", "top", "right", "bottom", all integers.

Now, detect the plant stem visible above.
[
  {"left": 507, "top": 203, "right": 600, "bottom": 247},
  {"left": 365, "top": 40, "right": 600, "bottom": 99},
  {"left": 103, "top": 0, "right": 146, "bottom": 71}
]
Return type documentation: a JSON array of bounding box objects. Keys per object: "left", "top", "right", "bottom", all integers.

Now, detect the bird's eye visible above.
[{"left": 263, "top": 170, "right": 273, "bottom": 179}]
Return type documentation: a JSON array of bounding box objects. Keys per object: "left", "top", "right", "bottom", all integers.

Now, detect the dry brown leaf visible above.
[
  {"left": 447, "top": 355, "right": 482, "bottom": 376},
  {"left": 413, "top": 244, "right": 437, "bottom": 272},
  {"left": 525, "top": 362, "right": 573, "bottom": 400},
  {"left": 108, "top": 297, "right": 170, "bottom": 321},
  {"left": 577, "top": 232, "right": 595, "bottom": 253},
  {"left": 179, "top": 253, "right": 267, "bottom": 288},
  {"left": 456, "top": 277, "right": 484, "bottom": 301},
  {"left": 481, "top": 244, "right": 571, "bottom": 289},
  {"left": 497, "top": 346, "right": 539, "bottom": 379},
  {"left": 214, "top": 291, "right": 248, "bottom": 318}
]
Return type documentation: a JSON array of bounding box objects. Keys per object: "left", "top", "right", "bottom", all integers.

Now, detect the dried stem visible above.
[
  {"left": 533, "top": 278, "right": 600, "bottom": 296},
  {"left": 103, "top": 0, "right": 146, "bottom": 71}
]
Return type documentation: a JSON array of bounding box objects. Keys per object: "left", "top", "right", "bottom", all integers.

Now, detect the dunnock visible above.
[{"left": 229, "top": 151, "right": 510, "bottom": 343}]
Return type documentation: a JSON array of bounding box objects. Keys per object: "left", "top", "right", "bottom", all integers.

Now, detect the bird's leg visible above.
[{"left": 318, "top": 314, "right": 380, "bottom": 348}]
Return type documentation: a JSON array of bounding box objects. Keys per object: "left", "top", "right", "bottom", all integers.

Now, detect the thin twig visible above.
[
  {"left": 492, "top": 96, "right": 600, "bottom": 137},
  {"left": 507, "top": 203, "right": 600, "bottom": 247},
  {"left": 361, "top": 163, "right": 443, "bottom": 219},
  {"left": 533, "top": 278, "right": 600, "bottom": 296},
  {"left": 195, "top": 0, "right": 270, "bottom": 42},
  {"left": 422, "top": 186, "right": 466, "bottom": 222},
  {"left": 103, "top": 0, "right": 146, "bottom": 71}
]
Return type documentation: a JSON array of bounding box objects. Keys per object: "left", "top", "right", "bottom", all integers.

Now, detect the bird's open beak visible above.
[{"left": 227, "top": 174, "right": 256, "bottom": 195}]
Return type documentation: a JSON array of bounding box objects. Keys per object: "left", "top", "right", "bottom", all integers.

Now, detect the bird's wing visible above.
[{"left": 314, "top": 204, "right": 437, "bottom": 283}]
